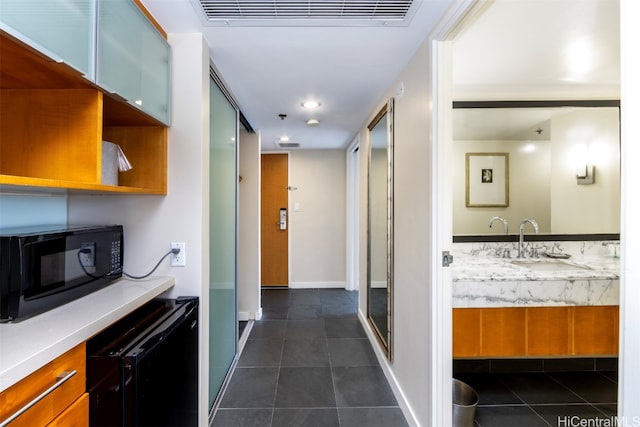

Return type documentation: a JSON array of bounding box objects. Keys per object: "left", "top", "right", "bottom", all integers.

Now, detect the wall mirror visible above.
[
  {"left": 367, "top": 99, "right": 394, "bottom": 359},
  {"left": 453, "top": 101, "right": 620, "bottom": 239}
]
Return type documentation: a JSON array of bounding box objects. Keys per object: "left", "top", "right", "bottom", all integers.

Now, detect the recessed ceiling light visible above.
[
  {"left": 306, "top": 119, "right": 320, "bottom": 126},
  {"left": 278, "top": 136, "right": 290, "bottom": 142},
  {"left": 302, "top": 100, "right": 321, "bottom": 109}
]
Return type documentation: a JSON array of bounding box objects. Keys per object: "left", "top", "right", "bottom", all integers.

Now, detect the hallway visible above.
[{"left": 211, "top": 288, "right": 409, "bottom": 427}]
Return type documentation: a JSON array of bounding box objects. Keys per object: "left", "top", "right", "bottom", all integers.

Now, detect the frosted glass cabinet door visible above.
[
  {"left": 97, "top": 0, "right": 170, "bottom": 124},
  {"left": 0, "top": 0, "right": 95, "bottom": 78}
]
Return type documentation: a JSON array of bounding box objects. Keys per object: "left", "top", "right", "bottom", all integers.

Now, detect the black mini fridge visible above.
[{"left": 87, "top": 297, "right": 199, "bottom": 427}]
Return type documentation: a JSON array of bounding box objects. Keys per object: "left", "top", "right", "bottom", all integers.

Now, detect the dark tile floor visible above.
[
  {"left": 456, "top": 371, "right": 618, "bottom": 427},
  {"left": 212, "top": 288, "right": 409, "bottom": 427}
]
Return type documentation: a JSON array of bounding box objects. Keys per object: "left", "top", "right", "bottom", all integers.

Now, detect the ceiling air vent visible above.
[
  {"left": 196, "top": 0, "right": 416, "bottom": 26},
  {"left": 276, "top": 141, "right": 301, "bottom": 149}
]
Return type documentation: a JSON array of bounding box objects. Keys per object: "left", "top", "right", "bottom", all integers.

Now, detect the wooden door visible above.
[{"left": 261, "top": 153, "right": 289, "bottom": 286}]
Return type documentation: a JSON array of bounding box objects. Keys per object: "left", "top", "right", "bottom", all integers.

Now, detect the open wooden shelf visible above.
[{"left": 0, "top": 31, "right": 167, "bottom": 195}]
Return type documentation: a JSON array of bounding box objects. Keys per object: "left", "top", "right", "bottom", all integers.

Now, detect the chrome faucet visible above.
[
  {"left": 518, "top": 219, "right": 539, "bottom": 258},
  {"left": 488, "top": 216, "right": 509, "bottom": 235},
  {"left": 489, "top": 217, "right": 510, "bottom": 258}
]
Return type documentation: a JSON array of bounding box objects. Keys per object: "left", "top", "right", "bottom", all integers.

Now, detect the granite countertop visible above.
[
  {"left": 0, "top": 276, "right": 174, "bottom": 392},
  {"left": 452, "top": 241, "right": 620, "bottom": 308}
]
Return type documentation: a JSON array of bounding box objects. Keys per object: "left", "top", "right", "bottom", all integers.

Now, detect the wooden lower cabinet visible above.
[
  {"left": 452, "top": 308, "right": 482, "bottom": 357},
  {"left": 526, "top": 307, "right": 572, "bottom": 355},
  {"left": 0, "top": 343, "right": 87, "bottom": 427},
  {"left": 453, "top": 306, "right": 619, "bottom": 358},
  {"left": 46, "top": 393, "right": 89, "bottom": 427},
  {"left": 482, "top": 307, "right": 526, "bottom": 356}
]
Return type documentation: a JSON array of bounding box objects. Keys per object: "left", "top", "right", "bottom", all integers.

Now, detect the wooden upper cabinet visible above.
[{"left": 0, "top": 0, "right": 170, "bottom": 194}]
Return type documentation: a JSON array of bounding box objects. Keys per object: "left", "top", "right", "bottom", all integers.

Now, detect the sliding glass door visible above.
[{"left": 208, "top": 76, "right": 238, "bottom": 409}]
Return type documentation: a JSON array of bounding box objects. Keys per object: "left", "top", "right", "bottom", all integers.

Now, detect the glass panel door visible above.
[{"left": 208, "top": 78, "right": 238, "bottom": 408}]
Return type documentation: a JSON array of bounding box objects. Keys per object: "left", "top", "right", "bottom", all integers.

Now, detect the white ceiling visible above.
[
  {"left": 452, "top": 0, "right": 620, "bottom": 101},
  {"left": 140, "top": 0, "right": 620, "bottom": 151}
]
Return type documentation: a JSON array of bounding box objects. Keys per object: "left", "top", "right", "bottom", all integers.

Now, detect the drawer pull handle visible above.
[{"left": 0, "top": 370, "right": 76, "bottom": 427}]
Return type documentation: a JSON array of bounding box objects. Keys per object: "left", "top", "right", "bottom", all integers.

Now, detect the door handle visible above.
[{"left": 278, "top": 208, "right": 287, "bottom": 230}]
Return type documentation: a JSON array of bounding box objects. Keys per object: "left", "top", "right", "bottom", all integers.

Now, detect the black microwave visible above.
[{"left": 0, "top": 225, "right": 123, "bottom": 322}]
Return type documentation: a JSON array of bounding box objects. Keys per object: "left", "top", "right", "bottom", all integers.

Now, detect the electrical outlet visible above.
[
  {"left": 171, "top": 242, "right": 186, "bottom": 267},
  {"left": 80, "top": 242, "right": 96, "bottom": 267}
]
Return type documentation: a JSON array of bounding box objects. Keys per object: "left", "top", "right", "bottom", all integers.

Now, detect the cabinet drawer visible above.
[
  {"left": 46, "top": 393, "right": 89, "bottom": 427},
  {"left": 0, "top": 343, "right": 86, "bottom": 427}
]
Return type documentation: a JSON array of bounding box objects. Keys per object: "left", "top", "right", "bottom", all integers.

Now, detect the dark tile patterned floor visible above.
[
  {"left": 456, "top": 371, "right": 618, "bottom": 427},
  {"left": 212, "top": 288, "right": 409, "bottom": 427}
]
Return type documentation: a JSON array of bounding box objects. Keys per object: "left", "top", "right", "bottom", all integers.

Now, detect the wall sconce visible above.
[
  {"left": 574, "top": 142, "right": 595, "bottom": 185},
  {"left": 576, "top": 164, "right": 595, "bottom": 185}
]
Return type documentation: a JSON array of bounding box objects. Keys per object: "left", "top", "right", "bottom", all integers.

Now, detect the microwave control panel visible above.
[{"left": 111, "top": 240, "right": 122, "bottom": 272}]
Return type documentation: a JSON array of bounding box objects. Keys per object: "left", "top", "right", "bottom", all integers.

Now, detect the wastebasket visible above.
[{"left": 453, "top": 378, "right": 478, "bottom": 427}]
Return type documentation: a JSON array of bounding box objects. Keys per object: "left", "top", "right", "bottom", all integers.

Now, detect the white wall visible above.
[
  {"left": 550, "top": 108, "right": 621, "bottom": 233},
  {"left": 238, "top": 129, "right": 261, "bottom": 320},
  {"left": 289, "top": 149, "right": 347, "bottom": 288},
  {"left": 453, "top": 139, "right": 551, "bottom": 234},
  {"left": 358, "top": 35, "right": 440, "bottom": 426},
  {"left": 68, "top": 33, "right": 211, "bottom": 426}
]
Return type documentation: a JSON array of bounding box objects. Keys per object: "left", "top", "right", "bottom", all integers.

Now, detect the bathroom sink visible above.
[{"left": 510, "top": 259, "right": 592, "bottom": 271}]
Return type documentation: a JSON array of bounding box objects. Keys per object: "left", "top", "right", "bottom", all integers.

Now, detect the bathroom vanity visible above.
[{"left": 452, "top": 240, "right": 620, "bottom": 358}]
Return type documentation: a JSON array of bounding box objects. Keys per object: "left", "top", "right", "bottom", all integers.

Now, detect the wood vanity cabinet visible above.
[
  {"left": 453, "top": 306, "right": 619, "bottom": 358},
  {"left": 0, "top": 343, "right": 88, "bottom": 426},
  {"left": 0, "top": 0, "right": 169, "bottom": 195}
]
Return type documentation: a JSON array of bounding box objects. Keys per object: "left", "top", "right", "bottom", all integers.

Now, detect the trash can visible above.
[{"left": 453, "top": 378, "right": 478, "bottom": 427}]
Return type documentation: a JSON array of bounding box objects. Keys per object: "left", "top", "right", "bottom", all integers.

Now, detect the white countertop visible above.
[
  {"left": 0, "top": 276, "right": 174, "bottom": 392},
  {"left": 452, "top": 241, "right": 620, "bottom": 308}
]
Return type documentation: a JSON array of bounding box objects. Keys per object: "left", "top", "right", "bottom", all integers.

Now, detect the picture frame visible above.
[{"left": 465, "top": 152, "right": 509, "bottom": 207}]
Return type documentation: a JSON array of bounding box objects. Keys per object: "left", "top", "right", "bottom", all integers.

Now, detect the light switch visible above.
[{"left": 294, "top": 202, "right": 301, "bottom": 212}]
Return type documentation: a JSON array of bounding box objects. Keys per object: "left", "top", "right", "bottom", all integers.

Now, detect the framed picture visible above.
[{"left": 465, "top": 152, "right": 509, "bottom": 207}]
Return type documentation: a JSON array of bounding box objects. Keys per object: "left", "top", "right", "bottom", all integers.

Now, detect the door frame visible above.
[
  {"left": 346, "top": 136, "right": 360, "bottom": 291},
  {"left": 430, "top": 0, "right": 478, "bottom": 425},
  {"left": 431, "top": 0, "right": 636, "bottom": 424},
  {"left": 260, "top": 151, "right": 291, "bottom": 287}
]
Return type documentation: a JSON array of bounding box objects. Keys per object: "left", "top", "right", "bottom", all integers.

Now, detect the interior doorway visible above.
[
  {"left": 346, "top": 138, "right": 360, "bottom": 292},
  {"left": 260, "top": 153, "right": 289, "bottom": 287}
]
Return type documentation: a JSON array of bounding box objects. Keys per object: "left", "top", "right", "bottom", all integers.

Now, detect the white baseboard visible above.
[
  {"left": 289, "top": 281, "right": 347, "bottom": 289},
  {"left": 238, "top": 309, "right": 263, "bottom": 321},
  {"left": 358, "top": 309, "right": 419, "bottom": 427},
  {"left": 238, "top": 321, "right": 253, "bottom": 353}
]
